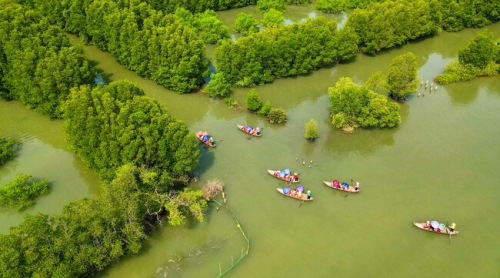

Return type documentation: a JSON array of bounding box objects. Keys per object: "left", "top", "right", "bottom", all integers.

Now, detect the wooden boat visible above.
[
  {"left": 413, "top": 222, "right": 459, "bottom": 235},
  {"left": 267, "top": 170, "right": 300, "bottom": 183},
  {"left": 237, "top": 124, "right": 261, "bottom": 137},
  {"left": 323, "top": 181, "right": 359, "bottom": 193},
  {"left": 277, "top": 188, "right": 313, "bottom": 201},
  {"left": 196, "top": 131, "right": 216, "bottom": 147}
]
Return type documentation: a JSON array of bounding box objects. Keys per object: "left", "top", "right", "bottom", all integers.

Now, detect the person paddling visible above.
[{"left": 307, "top": 190, "right": 312, "bottom": 200}]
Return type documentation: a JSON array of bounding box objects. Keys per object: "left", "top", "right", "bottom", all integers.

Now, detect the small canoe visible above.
[
  {"left": 413, "top": 222, "right": 459, "bottom": 235},
  {"left": 237, "top": 124, "right": 261, "bottom": 137},
  {"left": 277, "top": 188, "right": 313, "bottom": 201},
  {"left": 323, "top": 181, "right": 359, "bottom": 193},
  {"left": 196, "top": 131, "right": 216, "bottom": 147},
  {"left": 268, "top": 170, "right": 300, "bottom": 183}
]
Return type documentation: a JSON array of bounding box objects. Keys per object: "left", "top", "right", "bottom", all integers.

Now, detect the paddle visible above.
[
  {"left": 447, "top": 221, "right": 451, "bottom": 243},
  {"left": 298, "top": 200, "right": 305, "bottom": 208},
  {"left": 345, "top": 179, "right": 354, "bottom": 198},
  {"left": 214, "top": 139, "right": 224, "bottom": 142}
]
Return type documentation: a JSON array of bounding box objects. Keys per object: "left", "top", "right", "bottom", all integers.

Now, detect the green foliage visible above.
[
  {"left": 20, "top": 1, "right": 209, "bottom": 93},
  {"left": 387, "top": 52, "right": 419, "bottom": 102},
  {"left": 234, "top": 12, "right": 260, "bottom": 36},
  {"left": 215, "top": 16, "right": 357, "bottom": 86},
  {"left": 458, "top": 30, "right": 496, "bottom": 69},
  {"left": 316, "top": 0, "right": 345, "bottom": 13},
  {"left": 267, "top": 108, "right": 287, "bottom": 124},
  {"left": 257, "top": 0, "right": 286, "bottom": 13},
  {"left": 435, "top": 28, "right": 500, "bottom": 84},
  {"left": 435, "top": 60, "right": 499, "bottom": 84},
  {"left": 304, "top": 119, "right": 319, "bottom": 141},
  {"left": 0, "top": 174, "right": 50, "bottom": 211},
  {"left": 258, "top": 100, "right": 273, "bottom": 116},
  {"left": 363, "top": 71, "right": 389, "bottom": 94},
  {"left": 223, "top": 97, "right": 239, "bottom": 107},
  {"left": 164, "top": 188, "right": 208, "bottom": 226},
  {"left": 345, "top": 0, "right": 440, "bottom": 54},
  {"left": 205, "top": 73, "right": 232, "bottom": 98},
  {"left": 62, "top": 80, "right": 200, "bottom": 182},
  {"left": 0, "top": 137, "right": 19, "bottom": 166},
  {"left": 329, "top": 77, "right": 401, "bottom": 131},
  {"left": 261, "top": 8, "right": 285, "bottom": 28},
  {"left": 195, "top": 10, "right": 231, "bottom": 44},
  {"left": 245, "top": 88, "right": 263, "bottom": 111},
  {"left": 145, "top": 0, "right": 257, "bottom": 14},
  {"left": 0, "top": 4, "right": 95, "bottom": 118}
]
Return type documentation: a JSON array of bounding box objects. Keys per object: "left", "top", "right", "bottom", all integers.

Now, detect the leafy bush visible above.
[
  {"left": 0, "top": 174, "right": 50, "bottom": 211},
  {"left": 234, "top": 13, "right": 259, "bottom": 36},
  {"left": 459, "top": 30, "right": 497, "bottom": 69},
  {"left": 387, "top": 52, "right": 419, "bottom": 102},
  {"left": 257, "top": 0, "right": 286, "bottom": 13},
  {"left": 267, "top": 108, "right": 287, "bottom": 124},
  {"left": 258, "top": 101, "right": 272, "bottom": 116},
  {"left": 245, "top": 89, "right": 262, "bottom": 111},
  {"left": 205, "top": 73, "right": 232, "bottom": 98},
  {"left": 304, "top": 119, "right": 319, "bottom": 141},
  {"left": 435, "top": 60, "right": 499, "bottom": 84},
  {"left": 316, "top": 0, "right": 345, "bottom": 13},
  {"left": 223, "top": 97, "right": 239, "bottom": 107},
  {"left": 329, "top": 77, "right": 401, "bottom": 132},
  {"left": 0, "top": 137, "right": 19, "bottom": 166}
]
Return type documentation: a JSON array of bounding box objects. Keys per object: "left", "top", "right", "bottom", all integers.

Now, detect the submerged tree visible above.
[
  {"left": 0, "top": 137, "right": 19, "bottom": 166},
  {"left": 329, "top": 77, "right": 401, "bottom": 132},
  {"left": 387, "top": 52, "right": 419, "bottom": 102},
  {"left": 245, "top": 88, "right": 263, "bottom": 112},
  {"left": 304, "top": 119, "right": 319, "bottom": 141},
  {"left": 0, "top": 174, "right": 50, "bottom": 211}
]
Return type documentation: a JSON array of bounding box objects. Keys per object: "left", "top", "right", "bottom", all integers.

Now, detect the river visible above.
[{"left": 1, "top": 6, "right": 499, "bottom": 278}]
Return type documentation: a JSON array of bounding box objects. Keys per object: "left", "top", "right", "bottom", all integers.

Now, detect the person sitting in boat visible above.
[
  {"left": 274, "top": 171, "right": 280, "bottom": 177},
  {"left": 354, "top": 182, "right": 360, "bottom": 191},
  {"left": 202, "top": 134, "right": 210, "bottom": 143},
  {"left": 306, "top": 190, "right": 312, "bottom": 200},
  {"left": 449, "top": 223, "right": 456, "bottom": 232},
  {"left": 285, "top": 173, "right": 291, "bottom": 181},
  {"left": 297, "top": 191, "right": 303, "bottom": 199},
  {"left": 332, "top": 181, "right": 340, "bottom": 188},
  {"left": 246, "top": 126, "right": 253, "bottom": 134},
  {"left": 423, "top": 221, "right": 431, "bottom": 230},
  {"left": 255, "top": 127, "right": 260, "bottom": 135},
  {"left": 209, "top": 137, "right": 215, "bottom": 146},
  {"left": 293, "top": 173, "right": 299, "bottom": 181},
  {"left": 290, "top": 189, "right": 297, "bottom": 197}
]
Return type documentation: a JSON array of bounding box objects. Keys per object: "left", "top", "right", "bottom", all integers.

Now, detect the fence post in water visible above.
[{"left": 219, "top": 263, "right": 221, "bottom": 276}]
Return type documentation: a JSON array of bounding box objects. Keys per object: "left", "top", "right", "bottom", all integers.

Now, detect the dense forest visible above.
[{"left": 1, "top": 0, "right": 500, "bottom": 276}]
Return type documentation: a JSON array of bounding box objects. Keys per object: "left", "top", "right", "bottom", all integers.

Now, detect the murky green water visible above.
[{"left": 2, "top": 6, "right": 500, "bottom": 278}]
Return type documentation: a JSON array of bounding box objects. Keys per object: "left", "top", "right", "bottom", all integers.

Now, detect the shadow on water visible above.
[
  {"left": 446, "top": 75, "right": 500, "bottom": 106},
  {"left": 192, "top": 146, "right": 215, "bottom": 177}
]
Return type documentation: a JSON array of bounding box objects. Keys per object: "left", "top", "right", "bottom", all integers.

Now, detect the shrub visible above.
[
  {"left": 205, "top": 73, "right": 232, "bottom": 98},
  {"left": 245, "top": 89, "right": 262, "bottom": 112},
  {"left": 304, "top": 119, "right": 319, "bottom": 141},
  {"left": 258, "top": 101, "right": 272, "bottom": 116},
  {"left": 0, "top": 137, "right": 19, "bottom": 166},
  {"left": 0, "top": 174, "right": 50, "bottom": 211},
  {"left": 267, "top": 108, "right": 287, "bottom": 124}
]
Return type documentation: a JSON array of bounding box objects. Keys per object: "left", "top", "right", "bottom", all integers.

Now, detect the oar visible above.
[
  {"left": 298, "top": 200, "right": 305, "bottom": 208},
  {"left": 345, "top": 179, "right": 354, "bottom": 198},
  {"left": 214, "top": 139, "right": 224, "bottom": 142},
  {"left": 447, "top": 221, "right": 451, "bottom": 243}
]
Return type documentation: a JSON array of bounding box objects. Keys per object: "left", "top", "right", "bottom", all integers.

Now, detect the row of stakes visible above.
[{"left": 418, "top": 80, "right": 438, "bottom": 97}]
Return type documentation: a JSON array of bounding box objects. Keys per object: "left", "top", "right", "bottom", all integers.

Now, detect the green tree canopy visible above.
[
  {"left": 0, "top": 137, "right": 19, "bottom": 166},
  {"left": 304, "top": 119, "right": 319, "bottom": 141},
  {"left": 458, "top": 30, "right": 497, "bottom": 69},
  {"left": 329, "top": 77, "right": 401, "bottom": 131},
  {"left": 0, "top": 174, "right": 50, "bottom": 211},
  {"left": 387, "top": 52, "right": 419, "bottom": 102},
  {"left": 205, "top": 72, "right": 232, "bottom": 98},
  {"left": 234, "top": 12, "right": 260, "bottom": 36},
  {"left": 245, "top": 88, "right": 263, "bottom": 111},
  {"left": 62, "top": 80, "right": 200, "bottom": 182}
]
